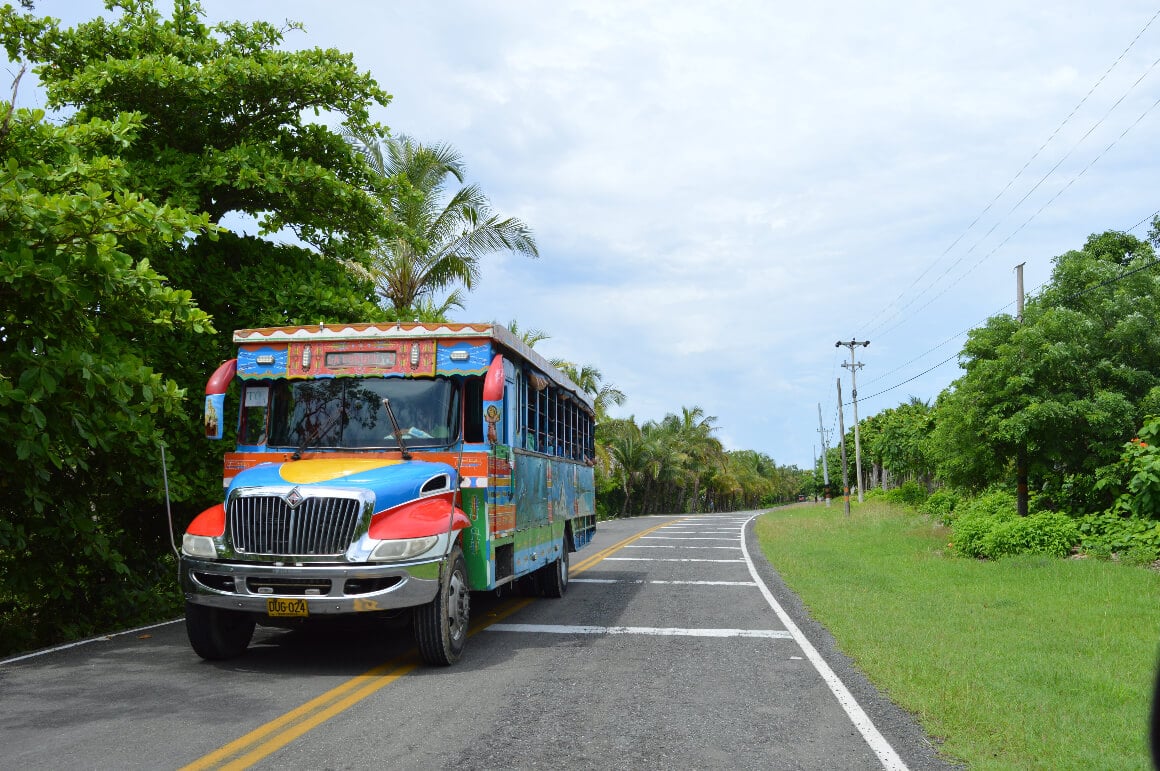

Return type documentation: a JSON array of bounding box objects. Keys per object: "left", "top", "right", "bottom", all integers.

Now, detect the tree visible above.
[
  {"left": 555, "top": 361, "right": 626, "bottom": 422},
  {"left": 347, "top": 132, "right": 538, "bottom": 315},
  {"left": 927, "top": 231, "right": 1160, "bottom": 513},
  {"left": 0, "top": 0, "right": 394, "bottom": 505},
  {"left": 0, "top": 0, "right": 398, "bottom": 651},
  {"left": 0, "top": 101, "right": 213, "bottom": 653},
  {"left": 0, "top": 0, "right": 391, "bottom": 248},
  {"left": 861, "top": 397, "right": 934, "bottom": 490},
  {"left": 505, "top": 319, "right": 551, "bottom": 349}
]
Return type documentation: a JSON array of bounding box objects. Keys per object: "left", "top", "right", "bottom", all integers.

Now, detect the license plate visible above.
[{"left": 267, "top": 597, "right": 309, "bottom": 617}]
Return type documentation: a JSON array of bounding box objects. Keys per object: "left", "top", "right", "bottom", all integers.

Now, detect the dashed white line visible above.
[
  {"left": 571, "top": 579, "right": 758, "bottom": 586},
  {"left": 486, "top": 624, "right": 792, "bottom": 639},
  {"left": 603, "top": 557, "right": 745, "bottom": 563},
  {"left": 625, "top": 545, "right": 742, "bottom": 550},
  {"left": 642, "top": 536, "right": 740, "bottom": 541}
]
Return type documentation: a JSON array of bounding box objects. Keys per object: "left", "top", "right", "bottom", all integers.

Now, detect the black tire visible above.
[
  {"left": 540, "top": 537, "right": 570, "bottom": 598},
  {"left": 414, "top": 547, "right": 470, "bottom": 665},
  {"left": 185, "top": 601, "right": 255, "bottom": 660}
]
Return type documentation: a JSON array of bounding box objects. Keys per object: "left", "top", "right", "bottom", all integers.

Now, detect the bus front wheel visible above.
[
  {"left": 415, "top": 547, "right": 470, "bottom": 665},
  {"left": 185, "top": 601, "right": 255, "bottom": 660}
]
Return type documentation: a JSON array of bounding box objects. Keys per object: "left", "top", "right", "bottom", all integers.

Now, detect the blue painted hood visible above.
[{"left": 227, "top": 458, "right": 456, "bottom": 512}]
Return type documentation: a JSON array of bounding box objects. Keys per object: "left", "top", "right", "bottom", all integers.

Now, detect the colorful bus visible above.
[{"left": 181, "top": 322, "right": 596, "bottom": 665}]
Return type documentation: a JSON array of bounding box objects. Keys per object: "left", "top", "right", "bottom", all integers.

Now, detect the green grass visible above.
[{"left": 755, "top": 501, "right": 1160, "bottom": 770}]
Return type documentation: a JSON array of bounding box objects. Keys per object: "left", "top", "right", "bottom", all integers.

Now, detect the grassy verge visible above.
[{"left": 755, "top": 500, "right": 1160, "bottom": 770}]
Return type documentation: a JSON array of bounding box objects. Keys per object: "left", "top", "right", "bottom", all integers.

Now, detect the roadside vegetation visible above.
[
  {"left": 814, "top": 229, "right": 1160, "bottom": 569},
  {"left": 756, "top": 499, "right": 1160, "bottom": 770}
]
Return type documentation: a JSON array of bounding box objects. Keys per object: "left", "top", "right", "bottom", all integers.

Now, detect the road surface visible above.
[{"left": 0, "top": 512, "right": 955, "bottom": 770}]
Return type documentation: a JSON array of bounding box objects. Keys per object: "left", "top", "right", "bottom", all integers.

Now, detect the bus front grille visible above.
[{"left": 229, "top": 496, "right": 362, "bottom": 556}]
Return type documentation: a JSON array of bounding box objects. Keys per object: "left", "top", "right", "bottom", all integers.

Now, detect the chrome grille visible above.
[{"left": 229, "top": 495, "right": 362, "bottom": 556}]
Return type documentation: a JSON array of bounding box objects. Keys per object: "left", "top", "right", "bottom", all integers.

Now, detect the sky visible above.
[{"left": 24, "top": 1, "right": 1160, "bottom": 469}]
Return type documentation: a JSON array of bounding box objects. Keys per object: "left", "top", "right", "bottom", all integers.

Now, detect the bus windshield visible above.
[{"left": 267, "top": 377, "right": 459, "bottom": 451}]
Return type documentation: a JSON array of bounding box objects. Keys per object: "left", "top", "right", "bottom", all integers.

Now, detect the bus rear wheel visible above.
[
  {"left": 185, "top": 601, "right": 255, "bottom": 660},
  {"left": 540, "top": 539, "right": 570, "bottom": 598},
  {"left": 414, "top": 547, "right": 470, "bottom": 665}
]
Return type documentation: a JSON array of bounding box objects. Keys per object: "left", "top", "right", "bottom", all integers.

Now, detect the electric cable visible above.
[
  {"left": 860, "top": 10, "right": 1160, "bottom": 339},
  {"left": 873, "top": 91, "right": 1160, "bottom": 339},
  {"left": 845, "top": 253, "right": 1160, "bottom": 408}
]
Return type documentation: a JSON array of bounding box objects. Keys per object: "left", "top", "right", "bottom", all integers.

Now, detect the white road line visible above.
[
  {"left": 625, "top": 545, "right": 742, "bottom": 550},
  {"left": 0, "top": 619, "right": 183, "bottom": 666},
  {"left": 603, "top": 557, "right": 745, "bottom": 563},
  {"left": 486, "top": 623, "right": 792, "bottom": 639},
  {"left": 571, "top": 579, "right": 758, "bottom": 586},
  {"left": 642, "top": 536, "right": 740, "bottom": 541},
  {"left": 658, "top": 530, "right": 742, "bottom": 534},
  {"left": 742, "top": 515, "right": 908, "bottom": 771}
]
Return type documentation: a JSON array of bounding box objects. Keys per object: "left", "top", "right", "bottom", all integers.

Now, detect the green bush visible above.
[
  {"left": 920, "top": 488, "right": 961, "bottom": 523},
  {"left": 1078, "top": 511, "right": 1160, "bottom": 563},
  {"left": 958, "top": 488, "right": 1019, "bottom": 520},
  {"left": 884, "top": 481, "right": 927, "bottom": 507},
  {"left": 952, "top": 511, "right": 1013, "bottom": 558},
  {"left": 1094, "top": 415, "right": 1160, "bottom": 520},
  {"left": 979, "top": 512, "right": 1080, "bottom": 559},
  {"left": 950, "top": 490, "right": 1081, "bottom": 560}
]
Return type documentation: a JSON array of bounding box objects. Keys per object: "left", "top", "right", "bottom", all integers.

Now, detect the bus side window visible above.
[
  {"left": 463, "top": 378, "right": 484, "bottom": 443},
  {"left": 240, "top": 384, "right": 270, "bottom": 445}
]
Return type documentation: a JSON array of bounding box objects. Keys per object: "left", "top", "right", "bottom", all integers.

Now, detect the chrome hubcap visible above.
[{"left": 447, "top": 568, "right": 469, "bottom": 641}]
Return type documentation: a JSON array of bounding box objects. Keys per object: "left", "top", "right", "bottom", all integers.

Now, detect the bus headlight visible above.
[
  {"left": 182, "top": 534, "right": 218, "bottom": 559},
  {"left": 370, "top": 536, "right": 439, "bottom": 562}
]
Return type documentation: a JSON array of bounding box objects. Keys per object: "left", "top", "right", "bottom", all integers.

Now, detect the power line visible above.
[
  {"left": 860, "top": 10, "right": 1160, "bottom": 339},
  {"left": 874, "top": 91, "right": 1160, "bottom": 336},
  {"left": 848, "top": 253, "right": 1160, "bottom": 409}
]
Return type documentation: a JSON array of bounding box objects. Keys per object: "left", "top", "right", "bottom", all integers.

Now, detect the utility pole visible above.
[
  {"left": 817, "top": 402, "right": 831, "bottom": 507},
  {"left": 1015, "top": 263, "right": 1028, "bottom": 516},
  {"left": 836, "top": 339, "right": 870, "bottom": 503},
  {"left": 837, "top": 379, "right": 851, "bottom": 517}
]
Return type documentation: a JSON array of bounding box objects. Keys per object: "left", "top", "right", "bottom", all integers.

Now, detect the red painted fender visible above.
[
  {"left": 187, "top": 503, "right": 226, "bottom": 537},
  {"left": 369, "top": 496, "right": 471, "bottom": 540}
]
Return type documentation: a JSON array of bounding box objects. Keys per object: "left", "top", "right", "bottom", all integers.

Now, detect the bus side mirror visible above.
[
  {"left": 204, "top": 358, "right": 237, "bottom": 440},
  {"left": 483, "top": 354, "right": 504, "bottom": 401},
  {"left": 482, "top": 355, "right": 505, "bottom": 445}
]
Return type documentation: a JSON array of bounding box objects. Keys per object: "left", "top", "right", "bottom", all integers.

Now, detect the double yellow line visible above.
[{"left": 183, "top": 517, "right": 681, "bottom": 770}]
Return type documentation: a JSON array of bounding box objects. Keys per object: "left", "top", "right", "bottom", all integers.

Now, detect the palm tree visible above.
[
  {"left": 556, "top": 361, "right": 626, "bottom": 421},
  {"left": 607, "top": 425, "right": 649, "bottom": 516},
  {"left": 346, "top": 131, "right": 538, "bottom": 315},
  {"left": 505, "top": 319, "right": 551, "bottom": 349},
  {"left": 664, "top": 406, "right": 724, "bottom": 512}
]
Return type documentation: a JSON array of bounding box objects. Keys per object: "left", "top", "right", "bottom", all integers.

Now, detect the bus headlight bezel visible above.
[{"left": 369, "top": 535, "right": 440, "bottom": 562}]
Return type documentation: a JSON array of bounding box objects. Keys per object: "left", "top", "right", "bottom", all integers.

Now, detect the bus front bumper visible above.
[{"left": 181, "top": 556, "right": 444, "bottom": 615}]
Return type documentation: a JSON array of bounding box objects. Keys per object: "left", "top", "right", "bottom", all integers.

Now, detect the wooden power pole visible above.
[
  {"left": 837, "top": 339, "right": 870, "bottom": 503},
  {"left": 837, "top": 378, "right": 851, "bottom": 517},
  {"left": 1015, "top": 262, "right": 1028, "bottom": 517}
]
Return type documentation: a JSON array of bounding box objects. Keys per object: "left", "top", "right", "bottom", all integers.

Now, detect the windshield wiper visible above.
[
  {"left": 292, "top": 421, "right": 321, "bottom": 461},
  {"left": 381, "top": 397, "right": 412, "bottom": 460},
  {"left": 291, "top": 412, "right": 339, "bottom": 461}
]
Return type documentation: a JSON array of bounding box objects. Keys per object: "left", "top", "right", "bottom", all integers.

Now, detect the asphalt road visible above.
[{"left": 0, "top": 511, "right": 956, "bottom": 770}]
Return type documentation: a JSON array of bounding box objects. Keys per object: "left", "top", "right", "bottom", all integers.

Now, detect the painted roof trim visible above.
[{"left": 232, "top": 323, "right": 595, "bottom": 412}]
